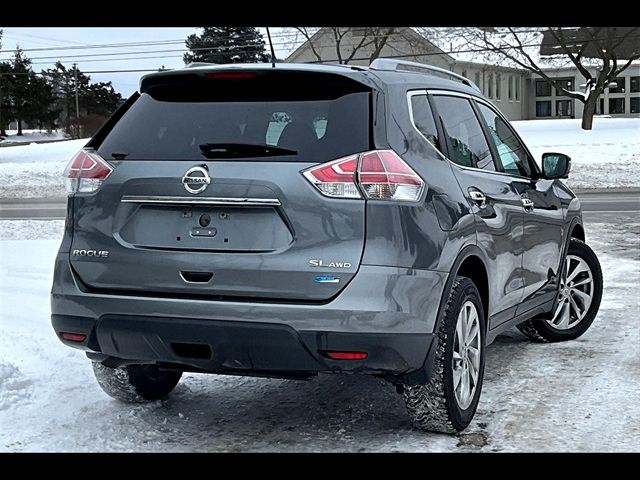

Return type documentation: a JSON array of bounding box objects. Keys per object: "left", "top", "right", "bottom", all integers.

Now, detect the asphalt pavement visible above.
[{"left": 0, "top": 188, "right": 637, "bottom": 221}]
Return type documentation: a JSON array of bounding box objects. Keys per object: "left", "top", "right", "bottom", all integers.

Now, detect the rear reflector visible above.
[
  {"left": 322, "top": 351, "right": 368, "bottom": 360},
  {"left": 302, "top": 150, "right": 424, "bottom": 201},
  {"left": 63, "top": 149, "right": 113, "bottom": 194},
  {"left": 61, "top": 332, "right": 87, "bottom": 342}
]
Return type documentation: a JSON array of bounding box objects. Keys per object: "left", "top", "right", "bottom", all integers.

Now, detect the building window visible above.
[
  {"left": 461, "top": 69, "right": 467, "bottom": 78},
  {"left": 508, "top": 75, "right": 514, "bottom": 100},
  {"left": 554, "top": 77, "right": 575, "bottom": 96},
  {"left": 536, "top": 80, "right": 551, "bottom": 97},
  {"left": 536, "top": 101, "right": 552, "bottom": 117},
  {"left": 487, "top": 73, "right": 493, "bottom": 98},
  {"left": 556, "top": 100, "right": 573, "bottom": 117},
  {"left": 609, "top": 98, "right": 625, "bottom": 114},
  {"left": 630, "top": 76, "right": 640, "bottom": 93},
  {"left": 609, "top": 77, "right": 626, "bottom": 94},
  {"left": 495, "top": 73, "right": 501, "bottom": 99},
  {"left": 630, "top": 98, "right": 640, "bottom": 114},
  {"left": 599, "top": 98, "right": 605, "bottom": 115},
  {"left": 515, "top": 76, "right": 521, "bottom": 100},
  {"left": 475, "top": 72, "right": 481, "bottom": 90}
]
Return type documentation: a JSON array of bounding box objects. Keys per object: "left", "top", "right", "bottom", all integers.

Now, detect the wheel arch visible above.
[
  {"left": 570, "top": 221, "right": 585, "bottom": 242},
  {"left": 441, "top": 245, "right": 490, "bottom": 329}
]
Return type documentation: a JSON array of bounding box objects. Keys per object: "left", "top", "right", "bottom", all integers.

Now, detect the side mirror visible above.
[{"left": 542, "top": 152, "right": 571, "bottom": 179}]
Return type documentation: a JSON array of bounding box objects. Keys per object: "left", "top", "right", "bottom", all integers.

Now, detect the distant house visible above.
[{"left": 286, "top": 27, "right": 640, "bottom": 121}]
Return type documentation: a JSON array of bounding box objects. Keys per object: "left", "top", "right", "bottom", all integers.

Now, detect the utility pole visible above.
[{"left": 73, "top": 63, "right": 80, "bottom": 138}]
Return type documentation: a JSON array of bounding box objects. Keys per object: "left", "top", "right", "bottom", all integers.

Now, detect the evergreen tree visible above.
[
  {"left": 6, "top": 48, "right": 32, "bottom": 135},
  {"left": 183, "top": 27, "right": 269, "bottom": 64}
]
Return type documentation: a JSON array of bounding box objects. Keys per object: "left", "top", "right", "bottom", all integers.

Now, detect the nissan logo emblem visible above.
[{"left": 182, "top": 166, "right": 211, "bottom": 194}]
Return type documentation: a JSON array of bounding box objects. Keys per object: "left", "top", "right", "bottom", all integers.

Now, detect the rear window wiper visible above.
[{"left": 199, "top": 143, "right": 297, "bottom": 158}]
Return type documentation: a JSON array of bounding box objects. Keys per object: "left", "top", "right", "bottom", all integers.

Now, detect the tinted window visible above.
[
  {"left": 432, "top": 96, "right": 494, "bottom": 170},
  {"left": 477, "top": 103, "right": 532, "bottom": 177},
  {"left": 97, "top": 92, "right": 370, "bottom": 163},
  {"left": 410, "top": 94, "right": 440, "bottom": 151}
]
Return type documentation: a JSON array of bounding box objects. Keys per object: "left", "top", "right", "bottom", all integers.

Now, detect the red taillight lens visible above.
[
  {"left": 321, "top": 351, "right": 368, "bottom": 360},
  {"left": 63, "top": 149, "right": 113, "bottom": 194},
  {"left": 302, "top": 150, "right": 424, "bottom": 202},
  {"left": 358, "top": 150, "right": 424, "bottom": 201},
  {"left": 302, "top": 154, "right": 361, "bottom": 199}
]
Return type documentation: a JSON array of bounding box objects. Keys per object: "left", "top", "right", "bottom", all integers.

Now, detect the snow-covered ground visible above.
[
  {"left": 0, "top": 118, "right": 638, "bottom": 199},
  {"left": 512, "top": 117, "right": 640, "bottom": 189},
  {"left": 0, "top": 139, "right": 88, "bottom": 198},
  {"left": 0, "top": 129, "right": 68, "bottom": 146},
  {"left": 0, "top": 219, "right": 638, "bottom": 452}
]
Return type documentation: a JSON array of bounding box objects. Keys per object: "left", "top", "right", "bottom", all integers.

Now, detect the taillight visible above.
[
  {"left": 63, "top": 149, "right": 113, "bottom": 194},
  {"left": 302, "top": 150, "right": 424, "bottom": 202},
  {"left": 302, "top": 154, "right": 361, "bottom": 199}
]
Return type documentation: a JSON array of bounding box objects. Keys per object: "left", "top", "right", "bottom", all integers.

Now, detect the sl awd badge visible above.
[{"left": 309, "top": 259, "right": 352, "bottom": 268}]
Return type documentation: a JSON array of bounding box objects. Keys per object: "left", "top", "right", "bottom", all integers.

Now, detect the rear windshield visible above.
[{"left": 97, "top": 90, "right": 370, "bottom": 163}]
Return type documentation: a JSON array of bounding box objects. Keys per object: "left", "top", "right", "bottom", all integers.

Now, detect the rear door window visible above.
[
  {"left": 431, "top": 95, "right": 496, "bottom": 171},
  {"left": 97, "top": 89, "right": 370, "bottom": 163}
]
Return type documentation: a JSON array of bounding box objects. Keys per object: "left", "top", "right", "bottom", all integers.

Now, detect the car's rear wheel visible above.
[
  {"left": 517, "top": 238, "right": 603, "bottom": 343},
  {"left": 401, "top": 276, "right": 486, "bottom": 433},
  {"left": 92, "top": 362, "right": 182, "bottom": 403}
]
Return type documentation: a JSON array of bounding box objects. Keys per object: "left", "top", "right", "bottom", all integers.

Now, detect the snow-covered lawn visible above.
[
  {"left": 0, "top": 129, "right": 68, "bottom": 146},
  {"left": 0, "top": 219, "right": 638, "bottom": 452},
  {"left": 512, "top": 117, "right": 640, "bottom": 189},
  {"left": 0, "top": 139, "right": 88, "bottom": 198},
  {"left": 0, "top": 117, "right": 638, "bottom": 198}
]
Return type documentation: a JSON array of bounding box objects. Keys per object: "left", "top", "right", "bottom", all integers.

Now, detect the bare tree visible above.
[
  {"left": 419, "top": 27, "right": 640, "bottom": 130},
  {"left": 290, "top": 27, "right": 415, "bottom": 65}
]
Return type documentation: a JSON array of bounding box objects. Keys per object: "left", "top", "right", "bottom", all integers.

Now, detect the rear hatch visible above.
[{"left": 69, "top": 68, "right": 373, "bottom": 301}]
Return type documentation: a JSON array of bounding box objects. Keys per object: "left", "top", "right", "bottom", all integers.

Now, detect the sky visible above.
[{"left": 0, "top": 28, "right": 298, "bottom": 97}]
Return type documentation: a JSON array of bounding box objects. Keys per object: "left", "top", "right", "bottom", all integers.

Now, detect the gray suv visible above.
[{"left": 51, "top": 59, "right": 603, "bottom": 433}]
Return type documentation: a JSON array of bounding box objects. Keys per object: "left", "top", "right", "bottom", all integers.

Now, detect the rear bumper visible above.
[{"left": 51, "top": 254, "right": 447, "bottom": 382}]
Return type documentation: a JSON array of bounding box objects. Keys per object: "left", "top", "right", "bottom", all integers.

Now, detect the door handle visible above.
[
  {"left": 468, "top": 189, "right": 487, "bottom": 208},
  {"left": 521, "top": 197, "right": 534, "bottom": 211}
]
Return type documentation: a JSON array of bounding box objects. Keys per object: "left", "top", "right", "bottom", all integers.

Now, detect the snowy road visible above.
[{"left": 0, "top": 220, "right": 638, "bottom": 452}]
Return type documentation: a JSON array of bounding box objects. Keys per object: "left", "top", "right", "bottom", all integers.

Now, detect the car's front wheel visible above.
[
  {"left": 401, "top": 276, "right": 486, "bottom": 433},
  {"left": 517, "top": 238, "right": 603, "bottom": 343},
  {"left": 92, "top": 362, "right": 182, "bottom": 403}
]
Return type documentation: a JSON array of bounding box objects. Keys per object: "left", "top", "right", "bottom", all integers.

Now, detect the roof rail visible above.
[{"left": 369, "top": 58, "right": 481, "bottom": 93}]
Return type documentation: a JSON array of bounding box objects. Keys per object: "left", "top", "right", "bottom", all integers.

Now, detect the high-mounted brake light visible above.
[
  {"left": 205, "top": 72, "right": 257, "bottom": 80},
  {"left": 63, "top": 149, "right": 113, "bottom": 194},
  {"left": 302, "top": 150, "right": 424, "bottom": 202}
]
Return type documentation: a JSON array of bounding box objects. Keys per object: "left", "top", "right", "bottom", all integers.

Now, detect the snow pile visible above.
[
  {"left": 0, "top": 218, "right": 638, "bottom": 452},
  {"left": 0, "top": 139, "right": 88, "bottom": 198},
  {"left": 512, "top": 117, "right": 640, "bottom": 189},
  {"left": 0, "top": 220, "right": 65, "bottom": 240},
  {"left": 0, "top": 362, "right": 33, "bottom": 411},
  {"left": 0, "top": 130, "right": 68, "bottom": 146}
]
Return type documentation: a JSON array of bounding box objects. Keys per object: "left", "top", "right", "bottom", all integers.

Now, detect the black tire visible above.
[
  {"left": 401, "top": 276, "right": 486, "bottom": 433},
  {"left": 517, "top": 238, "right": 603, "bottom": 343},
  {"left": 92, "top": 362, "right": 182, "bottom": 403}
]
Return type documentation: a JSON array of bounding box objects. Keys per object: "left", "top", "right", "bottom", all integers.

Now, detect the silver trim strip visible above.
[{"left": 121, "top": 195, "right": 281, "bottom": 207}]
